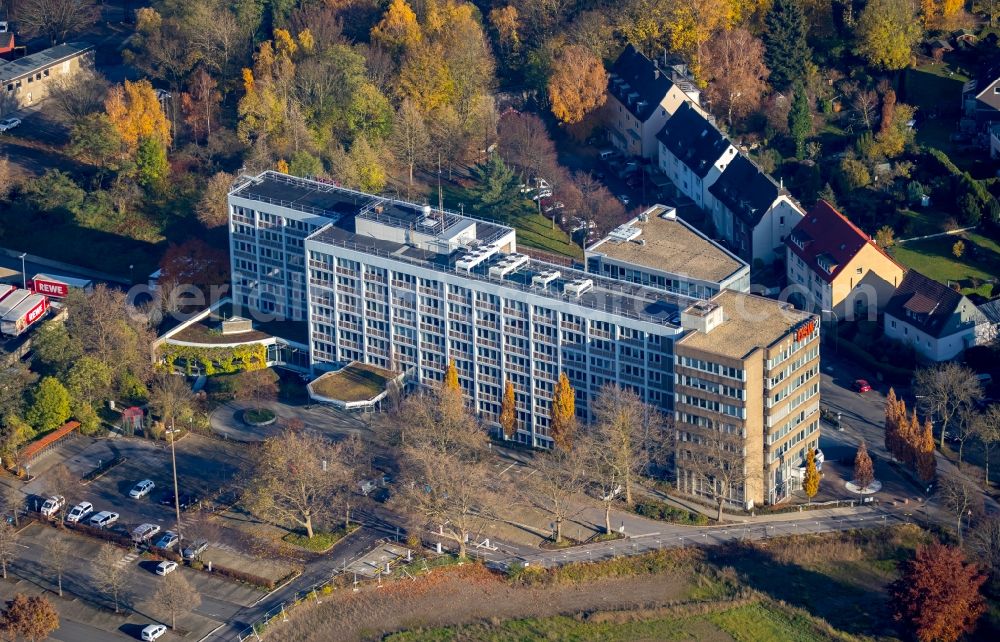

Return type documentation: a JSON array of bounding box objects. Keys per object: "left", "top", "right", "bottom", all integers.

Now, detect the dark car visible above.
[
  {"left": 853, "top": 379, "right": 872, "bottom": 393},
  {"left": 159, "top": 492, "right": 199, "bottom": 511}
]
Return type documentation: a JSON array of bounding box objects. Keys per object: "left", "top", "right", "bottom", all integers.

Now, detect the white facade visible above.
[
  {"left": 884, "top": 313, "right": 979, "bottom": 362},
  {"left": 712, "top": 195, "right": 803, "bottom": 266},
  {"left": 657, "top": 140, "right": 737, "bottom": 210}
]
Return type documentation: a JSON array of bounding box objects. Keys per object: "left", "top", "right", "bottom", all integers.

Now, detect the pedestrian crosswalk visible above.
[{"left": 116, "top": 551, "right": 139, "bottom": 568}]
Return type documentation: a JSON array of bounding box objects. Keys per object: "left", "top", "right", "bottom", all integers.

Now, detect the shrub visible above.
[
  {"left": 633, "top": 500, "right": 709, "bottom": 526},
  {"left": 209, "top": 564, "right": 277, "bottom": 589},
  {"left": 65, "top": 522, "right": 133, "bottom": 548}
]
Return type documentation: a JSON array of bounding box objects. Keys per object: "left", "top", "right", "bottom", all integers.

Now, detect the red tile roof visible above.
[{"left": 784, "top": 200, "right": 901, "bottom": 284}]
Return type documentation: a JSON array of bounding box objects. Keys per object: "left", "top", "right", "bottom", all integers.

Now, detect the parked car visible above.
[
  {"left": 90, "top": 511, "right": 119, "bottom": 529},
  {"left": 65, "top": 501, "right": 93, "bottom": 523},
  {"left": 359, "top": 479, "right": 378, "bottom": 496},
  {"left": 182, "top": 539, "right": 208, "bottom": 560},
  {"left": 852, "top": 379, "right": 872, "bottom": 393},
  {"left": 159, "top": 492, "right": 198, "bottom": 511},
  {"left": 0, "top": 117, "right": 21, "bottom": 132},
  {"left": 141, "top": 624, "right": 167, "bottom": 641},
  {"left": 600, "top": 485, "right": 623, "bottom": 502},
  {"left": 129, "top": 479, "right": 155, "bottom": 498},
  {"left": 155, "top": 560, "right": 178, "bottom": 576},
  {"left": 154, "top": 531, "right": 179, "bottom": 550},
  {"left": 131, "top": 523, "right": 161, "bottom": 543},
  {"left": 39, "top": 496, "right": 65, "bottom": 518}
]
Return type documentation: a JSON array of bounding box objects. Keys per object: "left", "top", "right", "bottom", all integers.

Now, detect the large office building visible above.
[{"left": 228, "top": 171, "right": 819, "bottom": 501}]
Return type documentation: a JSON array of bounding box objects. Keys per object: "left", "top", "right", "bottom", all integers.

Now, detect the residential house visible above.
[
  {"left": 883, "top": 270, "right": 989, "bottom": 361},
  {"left": 962, "top": 68, "right": 1000, "bottom": 129},
  {"left": 606, "top": 44, "right": 701, "bottom": 160},
  {"left": 977, "top": 299, "right": 1000, "bottom": 344},
  {"left": 785, "top": 200, "right": 905, "bottom": 318},
  {"left": 656, "top": 102, "right": 738, "bottom": 210},
  {"left": 708, "top": 154, "right": 804, "bottom": 266},
  {"left": 0, "top": 32, "right": 13, "bottom": 56},
  {"left": 0, "top": 42, "right": 94, "bottom": 117},
  {"left": 990, "top": 122, "right": 1000, "bottom": 159}
]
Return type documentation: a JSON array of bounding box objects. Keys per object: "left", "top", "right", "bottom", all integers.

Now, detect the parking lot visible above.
[{"left": 23, "top": 433, "right": 250, "bottom": 536}]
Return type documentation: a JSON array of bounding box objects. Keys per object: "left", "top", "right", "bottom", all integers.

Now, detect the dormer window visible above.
[{"left": 816, "top": 253, "right": 838, "bottom": 274}]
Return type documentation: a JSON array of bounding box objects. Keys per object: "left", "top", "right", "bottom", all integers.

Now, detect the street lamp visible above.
[{"left": 18, "top": 252, "right": 26, "bottom": 289}]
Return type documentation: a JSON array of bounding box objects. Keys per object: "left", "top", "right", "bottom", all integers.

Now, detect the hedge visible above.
[
  {"left": 633, "top": 499, "right": 710, "bottom": 526},
  {"left": 926, "top": 149, "right": 1000, "bottom": 225},
  {"left": 209, "top": 564, "right": 279, "bottom": 590},
  {"left": 65, "top": 521, "right": 134, "bottom": 548},
  {"left": 158, "top": 343, "right": 268, "bottom": 376}
]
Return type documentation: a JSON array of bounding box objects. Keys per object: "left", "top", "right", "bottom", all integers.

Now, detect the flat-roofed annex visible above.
[
  {"left": 587, "top": 205, "right": 747, "bottom": 283},
  {"left": 677, "top": 290, "right": 814, "bottom": 360}
]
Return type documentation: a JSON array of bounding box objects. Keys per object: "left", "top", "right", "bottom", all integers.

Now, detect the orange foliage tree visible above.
[
  {"left": 890, "top": 543, "right": 986, "bottom": 642},
  {"left": 104, "top": 79, "right": 171, "bottom": 154},
  {"left": 547, "top": 45, "right": 607, "bottom": 125}
]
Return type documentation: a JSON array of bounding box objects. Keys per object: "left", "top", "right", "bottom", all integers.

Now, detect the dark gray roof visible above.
[
  {"left": 608, "top": 44, "right": 675, "bottom": 122},
  {"left": 885, "top": 270, "right": 966, "bottom": 338},
  {"left": 978, "top": 299, "right": 1000, "bottom": 325},
  {"left": 708, "top": 155, "right": 782, "bottom": 227},
  {"left": 656, "top": 102, "right": 731, "bottom": 179},
  {"left": 0, "top": 42, "right": 92, "bottom": 83}
]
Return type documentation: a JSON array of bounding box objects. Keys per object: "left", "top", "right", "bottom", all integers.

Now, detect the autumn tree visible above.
[
  {"left": 244, "top": 429, "right": 355, "bottom": 539},
  {"left": 702, "top": 28, "right": 770, "bottom": 125},
  {"left": 916, "top": 417, "right": 937, "bottom": 483},
  {"left": 890, "top": 543, "right": 986, "bottom": 642},
  {"left": 181, "top": 67, "right": 222, "bottom": 143},
  {"left": 388, "top": 99, "right": 431, "bottom": 188},
  {"left": 499, "top": 378, "right": 517, "bottom": 439},
  {"left": 547, "top": 45, "right": 607, "bottom": 125},
  {"left": 973, "top": 404, "right": 1000, "bottom": 486},
  {"left": 105, "top": 79, "right": 172, "bottom": 155},
  {"left": 25, "top": 377, "right": 71, "bottom": 433},
  {"left": 147, "top": 572, "right": 201, "bottom": 629},
  {"left": 592, "top": 385, "right": 666, "bottom": 509},
  {"left": 234, "top": 368, "right": 279, "bottom": 414},
  {"left": 0, "top": 594, "right": 59, "bottom": 642},
  {"left": 853, "top": 441, "right": 875, "bottom": 491},
  {"left": 47, "top": 537, "right": 72, "bottom": 598},
  {"left": 763, "top": 0, "right": 811, "bottom": 90},
  {"left": 370, "top": 0, "right": 422, "bottom": 53},
  {"left": 148, "top": 374, "right": 195, "bottom": 432},
  {"left": 523, "top": 446, "right": 588, "bottom": 544},
  {"left": 17, "top": 0, "right": 98, "bottom": 45},
  {"left": 550, "top": 373, "right": 576, "bottom": 451},
  {"left": 803, "top": 447, "right": 820, "bottom": 500},
  {"left": 196, "top": 172, "right": 235, "bottom": 228},
  {"left": 684, "top": 426, "right": 751, "bottom": 522},
  {"left": 93, "top": 544, "right": 128, "bottom": 613},
  {"left": 915, "top": 363, "right": 983, "bottom": 448},
  {"left": 125, "top": 8, "right": 198, "bottom": 92},
  {"left": 857, "top": 0, "right": 922, "bottom": 70}
]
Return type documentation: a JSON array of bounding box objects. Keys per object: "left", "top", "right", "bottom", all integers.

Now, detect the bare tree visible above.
[
  {"left": 388, "top": 99, "right": 431, "bottom": 190},
  {"left": 0, "top": 522, "right": 17, "bottom": 579},
  {"left": 578, "top": 431, "right": 622, "bottom": 535},
  {"left": 939, "top": 475, "right": 984, "bottom": 545},
  {"left": 234, "top": 368, "right": 279, "bottom": 414},
  {"left": 971, "top": 515, "right": 1000, "bottom": 581},
  {"left": 46, "top": 465, "right": 74, "bottom": 516},
  {"left": 17, "top": 0, "right": 98, "bottom": 45},
  {"left": 850, "top": 86, "right": 879, "bottom": 131},
  {"left": 148, "top": 374, "right": 194, "bottom": 429},
  {"left": 973, "top": 405, "right": 1000, "bottom": 487},
  {"left": 244, "top": 429, "right": 350, "bottom": 539},
  {"left": 915, "top": 363, "right": 983, "bottom": 448},
  {"left": 46, "top": 69, "right": 109, "bottom": 126},
  {"left": 92, "top": 544, "right": 128, "bottom": 613},
  {"left": 48, "top": 537, "right": 72, "bottom": 597},
  {"left": 0, "top": 485, "right": 22, "bottom": 528},
  {"left": 682, "top": 427, "right": 751, "bottom": 522},
  {"left": 952, "top": 407, "right": 980, "bottom": 468},
  {"left": 701, "top": 28, "right": 770, "bottom": 125},
  {"left": 147, "top": 572, "right": 200, "bottom": 629},
  {"left": 522, "top": 446, "right": 588, "bottom": 544},
  {"left": 592, "top": 385, "right": 666, "bottom": 508}
]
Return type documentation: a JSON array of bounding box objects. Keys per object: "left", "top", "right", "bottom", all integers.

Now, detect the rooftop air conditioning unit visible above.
[
  {"left": 532, "top": 270, "right": 561, "bottom": 288},
  {"left": 564, "top": 279, "right": 594, "bottom": 298}
]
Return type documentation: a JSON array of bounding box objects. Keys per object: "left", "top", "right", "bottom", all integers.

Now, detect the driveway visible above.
[{"left": 210, "top": 400, "right": 372, "bottom": 442}]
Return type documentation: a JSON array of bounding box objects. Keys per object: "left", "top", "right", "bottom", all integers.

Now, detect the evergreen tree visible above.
[
  {"left": 550, "top": 373, "right": 576, "bottom": 451},
  {"left": 788, "top": 84, "right": 812, "bottom": 158},
  {"left": 499, "top": 378, "right": 516, "bottom": 439},
  {"left": 763, "top": 0, "right": 811, "bottom": 90},
  {"left": 468, "top": 153, "right": 524, "bottom": 220},
  {"left": 803, "top": 447, "right": 820, "bottom": 500}
]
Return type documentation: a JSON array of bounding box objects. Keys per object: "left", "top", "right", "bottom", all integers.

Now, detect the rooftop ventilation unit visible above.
[
  {"left": 488, "top": 253, "right": 529, "bottom": 278},
  {"left": 418, "top": 216, "right": 438, "bottom": 229},
  {"left": 532, "top": 269, "right": 561, "bottom": 288},
  {"left": 659, "top": 206, "right": 678, "bottom": 221},
  {"left": 455, "top": 243, "right": 500, "bottom": 271},
  {"left": 609, "top": 224, "right": 642, "bottom": 243},
  {"left": 638, "top": 213, "right": 649, "bottom": 223},
  {"left": 564, "top": 279, "right": 594, "bottom": 298}
]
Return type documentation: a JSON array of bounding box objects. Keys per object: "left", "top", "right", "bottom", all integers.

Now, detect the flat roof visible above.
[
  {"left": 588, "top": 206, "right": 747, "bottom": 283},
  {"left": 0, "top": 42, "right": 92, "bottom": 83},
  {"left": 677, "top": 290, "right": 813, "bottom": 360},
  {"left": 308, "top": 222, "right": 693, "bottom": 328}
]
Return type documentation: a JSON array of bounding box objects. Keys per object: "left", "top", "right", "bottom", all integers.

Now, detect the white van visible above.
[{"left": 66, "top": 501, "right": 93, "bottom": 523}]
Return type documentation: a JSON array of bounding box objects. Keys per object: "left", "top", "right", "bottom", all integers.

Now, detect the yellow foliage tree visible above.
[
  {"left": 921, "top": 0, "right": 937, "bottom": 26},
  {"left": 371, "top": 0, "right": 422, "bottom": 51},
  {"left": 548, "top": 45, "right": 608, "bottom": 124},
  {"left": 398, "top": 43, "right": 456, "bottom": 113},
  {"left": 499, "top": 378, "right": 516, "bottom": 439},
  {"left": 550, "top": 373, "right": 576, "bottom": 451},
  {"left": 489, "top": 5, "right": 520, "bottom": 52},
  {"left": 803, "top": 447, "right": 820, "bottom": 500},
  {"left": 104, "top": 79, "right": 171, "bottom": 154},
  {"left": 444, "top": 358, "right": 460, "bottom": 391},
  {"left": 276, "top": 159, "right": 290, "bottom": 173}
]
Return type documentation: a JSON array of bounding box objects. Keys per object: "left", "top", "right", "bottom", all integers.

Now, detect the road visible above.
[{"left": 50, "top": 618, "right": 132, "bottom": 642}]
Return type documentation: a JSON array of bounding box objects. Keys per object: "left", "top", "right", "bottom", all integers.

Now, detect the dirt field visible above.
[{"left": 267, "top": 563, "right": 691, "bottom": 642}]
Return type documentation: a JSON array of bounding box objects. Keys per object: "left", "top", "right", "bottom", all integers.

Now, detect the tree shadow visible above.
[{"left": 705, "top": 540, "right": 893, "bottom": 637}]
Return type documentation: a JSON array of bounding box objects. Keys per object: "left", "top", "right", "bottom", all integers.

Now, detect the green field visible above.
[{"left": 890, "top": 231, "right": 1000, "bottom": 297}]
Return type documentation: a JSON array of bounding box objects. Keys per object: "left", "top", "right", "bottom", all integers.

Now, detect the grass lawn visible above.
[
  {"left": 898, "top": 207, "right": 949, "bottom": 237},
  {"left": 890, "top": 231, "right": 1000, "bottom": 296},
  {"left": 282, "top": 524, "right": 360, "bottom": 553},
  {"left": 244, "top": 408, "right": 275, "bottom": 423},
  {"left": 310, "top": 363, "right": 394, "bottom": 402},
  {"left": 904, "top": 65, "right": 969, "bottom": 110}
]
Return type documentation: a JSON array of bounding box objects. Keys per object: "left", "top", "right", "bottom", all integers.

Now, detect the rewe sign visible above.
[{"left": 33, "top": 277, "right": 69, "bottom": 298}]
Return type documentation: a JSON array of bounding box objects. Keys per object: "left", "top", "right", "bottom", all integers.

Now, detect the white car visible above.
[
  {"left": 131, "top": 523, "right": 161, "bottom": 543},
  {"left": 90, "top": 511, "right": 119, "bottom": 529},
  {"left": 0, "top": 117, "right": 20, "bottom": 132},
  {"left": 39, "top": 496, "right": 65, "bottom": 518},
  {"left": 65, "top": 501, "right": 93, "bottom": 523},
  {"left": 141, "top": 624, "right": 167, "bottom": 641},
  {"left": 155, "top": 560, "right": 178, "bottom": 576},
  {"left": 154, "top": 531, "right": 178, "bottom": 550},
  {"left": 129, "top": 479, "right": 155, "bottom": 498}
]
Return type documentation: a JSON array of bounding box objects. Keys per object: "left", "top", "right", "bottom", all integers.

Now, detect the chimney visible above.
[{"left": 653, "top": 68, "right": 659, "bottom": 80}]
